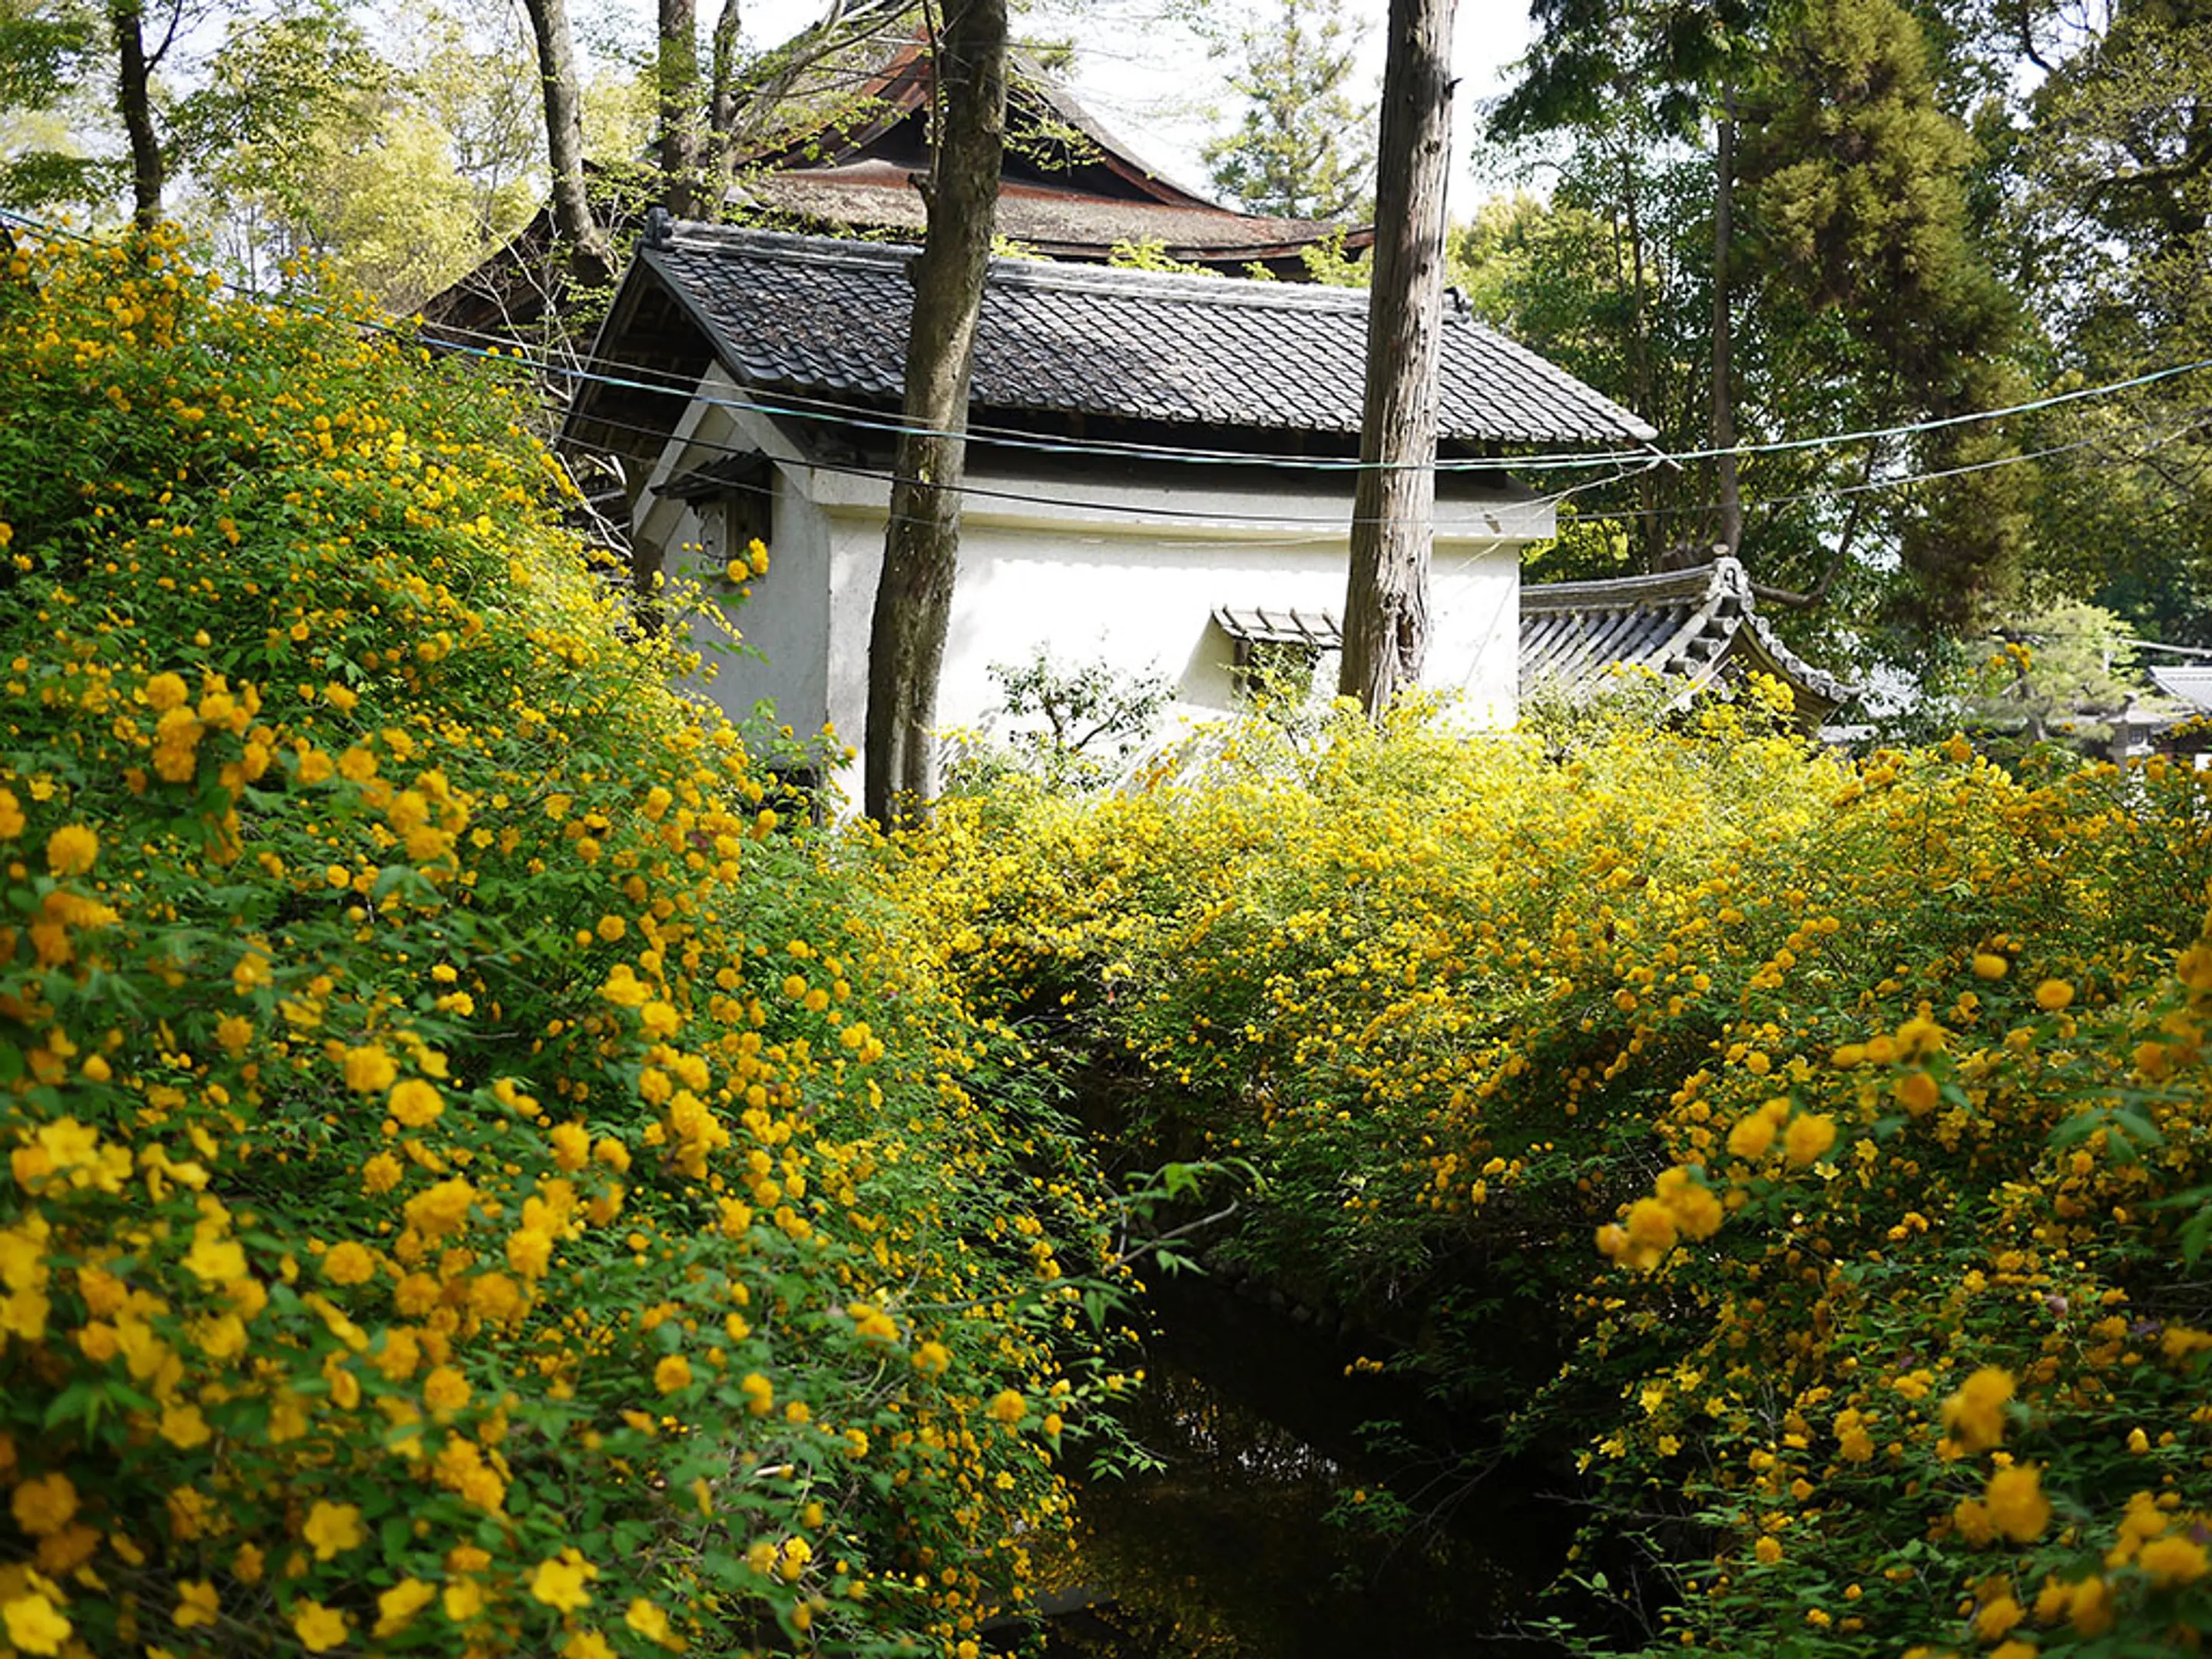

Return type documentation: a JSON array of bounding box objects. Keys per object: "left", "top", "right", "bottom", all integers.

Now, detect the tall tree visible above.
[
  {"left": 656, "top": 0, "right": 704, "bottom": 215},
  {"left": 1200, "top": 0, "right": 1375, "bottom": 220},
  {"left": 0, "top": 0, "right": 114, "bottom": 211},
  {"left": 108, "top": 0, "right": 172, "bottom": 229},
  {"left": 1337, "top": 0, "right": 1453, "bottom": 715},
  {"left": 863, "top": 0, "right": 1008, "bottom": 824},
  {"left": 519, "top": 0, "right": 614, "bottom": 286},
  {"left": 1744, "top": 0, "right": 2032, "bottom": 631}
]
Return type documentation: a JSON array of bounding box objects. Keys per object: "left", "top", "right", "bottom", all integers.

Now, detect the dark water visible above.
[{"left": 1044, "top": 1273, "right": 1571, "bottom": 1657}]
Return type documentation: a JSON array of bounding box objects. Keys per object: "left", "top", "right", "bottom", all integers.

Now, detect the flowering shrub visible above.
[
  {"left": 882, "top": 694, "right": 2212, "bottom": 1654},
  {"left": 0, "top": 234, "right": 1124, "bottom": 1657}
]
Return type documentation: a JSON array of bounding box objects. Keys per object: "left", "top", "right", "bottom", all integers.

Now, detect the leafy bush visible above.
[
  {"left": 881, "top": 688, "right": 2212, "bottom": 1654},
  {"left": 0, "top": 233, "right": 1124, "bottom": 1657}
]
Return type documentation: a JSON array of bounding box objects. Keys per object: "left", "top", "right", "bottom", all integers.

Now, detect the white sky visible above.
[{"left": 735, "top": 0, "right": 1535, "bottom": 219}]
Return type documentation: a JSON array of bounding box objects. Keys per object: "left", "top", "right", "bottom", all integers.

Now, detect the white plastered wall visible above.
[{"left": 639, "top": 369, "right": 1548, "bottom": 798}]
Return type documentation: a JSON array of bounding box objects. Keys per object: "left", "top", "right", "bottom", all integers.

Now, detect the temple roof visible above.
[
  {"left": 587, "top": 222, "right": 1654, "bottom": 449},
  {"left": 1520, "top": 557, "right": 1856, "bottom": 725}
]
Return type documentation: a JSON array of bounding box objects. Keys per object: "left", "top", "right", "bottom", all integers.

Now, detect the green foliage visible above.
[
  {"left": 0, "top": 231, "right": 1131, "bottom": 1657},
  {"left": 945, "top": 648, "right": 1171, "bottom": 796},
  {"left": 1196, "top": 0, "right": 1373, "bottom": 221},
  {"left": 886, "top": 693, "right": 2212, "bottom": 1654}
]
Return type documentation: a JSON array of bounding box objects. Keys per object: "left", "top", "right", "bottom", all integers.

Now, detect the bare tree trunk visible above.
[
  {"left": 110, "top": 0, "right": 164, "bottom": 232},
  {"left": 658, "top": 0, "right": 704, "bottom": 217},
  {"left": 1339, "top": 0, "right": 1455, "bottom": 716},
  {"left": 863, "top": 0, "right": 1008, "bottom": 826},
  {"left": 1711, "top": 85, "right": 1743, "bottom": 557},
  {"left": 521, "top": 0, "right": 614, "bottom": 288}
]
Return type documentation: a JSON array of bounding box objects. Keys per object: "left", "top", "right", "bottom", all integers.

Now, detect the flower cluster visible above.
[
  {"left": 882, "top": 694, "right": 2212, "bottom": 1653},
  {"left": 0, "top": 233, "right": 1123, "bottom": 1657}
]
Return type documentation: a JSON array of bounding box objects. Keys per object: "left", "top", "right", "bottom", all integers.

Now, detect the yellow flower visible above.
[
  {"left": 144, "top": 671, "right": 189, "bottom": 710},
  {"left": 2140, "top": 1533, "right": 2210, "bottom": 1587},
  {"left": 442, "top": 1578, "right": 485, "bottom": 1622},
  {"left": 302, "top": 1499, "right": 363, "bottom": 1561},
  {"left": 44, "top": 824, "right": 98, "bottom": 876},
  {"left": 566, "top": 1634, "right": 616, "bottom": 1659},
  {"left": 373, "top": 1578, "right": 437, "bottom": 1637},
  {"left": 740, "top": 1372, "right": 773, "bottom": 1416},
  {"left": 423, "top": 1366, "right": 471, "bottom": 1413},
  {"left": 322, "top": 1240, "right": 375, "bottom": 1285},
  {"left": 0, "top": 788, "right": 23, "bottom": 839},
  {"left": 174, "top": 1579, "right": 220, "bottom": 1629},
  {"left": 1783, "top": 1113, "right": 1836, "bottom": 1168},
  {"left": 2, "top": 1593, "right": 72, "bottom": 1656},
  {"left": 387, "top": 1078, "right": 444, "bottom": 1128},
  {"left": 1972, "top": 951, "right": 2009, "bottom": 980},
  {"left": 914, "top": 1341, "right": 952, "bottom": 1376},
  {"left": 2034, "top": 978, "right": 2075, "bottom": 1011},
  {"left": 1985, "top": 1464, "right": 2050, "bottom": 1543},
  {"left": 654, "top": 1354, "right": 693, "bottom": 1394},
  {"left": 1942, "top": 1366, "right": 2014, "bottom": 1453},
  {"left": 291, "top": 1599, "right": 349, "bottom": 1652},
  {"left": 159, "top": 1403, "right": 211, "bottom": 1448},
  {"left": 10, "top": 1472, "right": 78, "bottom": 1536},
  {"left": 342, "top": 1045, "right": 397, "bottom": 1092},
  {"left": 528, "top": 1555, "right": 596, "bottom": 1612},
  {"left": 987, "top": 1389, "right": 1027, "bottom": 1425},
  {"left": 624, "top": 1598, "right": 672, "bottom": 1643}
]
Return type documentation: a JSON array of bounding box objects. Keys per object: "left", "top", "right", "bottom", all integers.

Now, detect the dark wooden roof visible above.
[
  {"left": 572, "top": 223, "right": 1655, "bottom": 457},
  {"left": 1520, "top": 557, "right": 1855, "bottom": 725}
]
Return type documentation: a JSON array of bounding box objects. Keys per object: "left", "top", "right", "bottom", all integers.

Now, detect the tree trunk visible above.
[
  {"left": 707, "top": 0, "right": 743, "bottom": 174},
  {"left": 1711, "top": 85, "right": 1742, "bottom": 558},
  {"left": 863, "top": 0, "right": 1008, "bottom": 826},
  {"left": 1338, "top": 0, "right": 1455, "bottom": 716},
  {"left": 520, "top": 0, "right": 614, "bottom": 289},
  {"left": 657, "top": 0, "right": 704, "bottom": 217},
  {"left": 110, "top": 0, "right": 163, "bottom": 232}
]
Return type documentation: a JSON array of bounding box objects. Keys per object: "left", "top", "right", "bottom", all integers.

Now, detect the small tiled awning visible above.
[
  {"left": 1520, "top": 557, "right": 1854, "bottom": 726},
  {"left": 1213, "top": 606, "right": 1343, "bottom": 651}
]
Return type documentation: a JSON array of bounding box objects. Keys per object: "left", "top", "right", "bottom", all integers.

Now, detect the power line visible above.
[{"left": 5, "top": 206, "right": 2210, "bottom": 489}]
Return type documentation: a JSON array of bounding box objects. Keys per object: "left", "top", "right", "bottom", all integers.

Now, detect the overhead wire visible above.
[{"left": 5, "top": 204, "right": 2210, "bottom": 500}]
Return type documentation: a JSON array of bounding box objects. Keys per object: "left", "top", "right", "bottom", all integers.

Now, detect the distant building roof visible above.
[
  {"left": 2149, "top": 664, "right": 2212, "bottom": 710},
  {"left": 727, "top": 17, "right": 1370, "bottom": 276},
  {"left": 579, "top": 221, "right": 1655, "bottom": 455},
  {"left": 1520, "top": 556, "right": 1854, "bottom": 725}
]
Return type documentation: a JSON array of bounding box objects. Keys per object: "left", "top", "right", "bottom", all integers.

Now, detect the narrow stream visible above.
[{"left": 1044, "top": 1271, "right": 1575, "bottom": 1657}]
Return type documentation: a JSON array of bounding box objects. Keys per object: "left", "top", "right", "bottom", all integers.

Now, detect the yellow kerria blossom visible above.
[
  {"left": 373, "top": 1578, "right": 438, "bottom": 1637},
  {"left": 986, "top": 1389, "right": 1027, "bottom": 1425},
  {"left": 2139, "top": 1534, "right": 2210, "bottom": 1587},
  {"left": 386, "top": 1078, "right": 443, "bottom": 1129},
  {"left": 1985, "top": 1464, "right": 2051, "bottom": 1543},
  {"left": 422, "top": 1366, "right": 471, "bottom": 1413},
  {"left": 2, "top": 1593, "right": 72, "bottom": 1656},
  {"left": 43, "top": 823, "right": 98, "bottom": 876},
  {"left": 654, "top": 1354, "right": 693, "bottom": 1394},
  {"left": 11, "top": 1472, "right": 78, "bottom": 1537},
  {"left": 624, "top": 1598, "right": 672, "bottom": 1643},
  {"left": 291, "top": 1599, "right": 349, "bottom": 1652},
  {"left": 302, "top": 1499, "right": 363, "bottom": 1561},
  {"left": 528, "top": 1554, "right": 596, "bottom": 1611},
  {"left": 1942, "top": 1366, "right": 2014, "bottom": 1453},
  {"left": 322, "top": 1240, "right": 375, "bottom": 1285},
  {"left": 342, "top": 1045, "right": 397, "bottom": 1092},
  {"left": 173, "top": 1580, "right": 219, "bottom": 1629},
  {"left": 1783, "top": 1112, "right": 1836, "bottom": 1167}
]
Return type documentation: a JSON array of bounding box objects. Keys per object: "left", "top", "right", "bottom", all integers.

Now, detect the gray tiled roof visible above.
[
  {"left": 2150, "top": 664, "right": 2212, "bottom": 711},
  {"left": 1521, "top": 557, "right": 1854, "bottom": 720},
  {"left": 638, "top": 224, "right": 1656, "bottom": 447}
]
